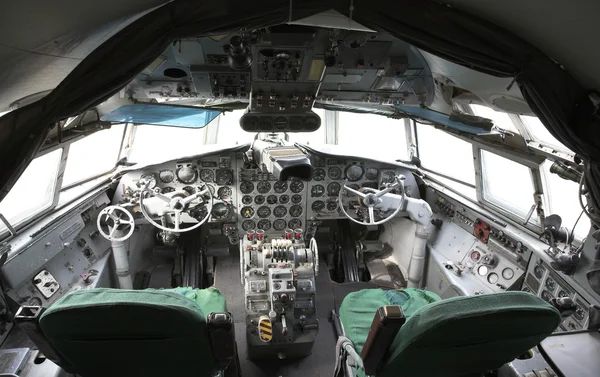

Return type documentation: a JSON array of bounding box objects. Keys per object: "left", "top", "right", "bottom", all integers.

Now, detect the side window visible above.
[
  {"left": 480, "top": 150, "right": 538, "bottom": 221},
  {"left": 0, "top": 149, "right": 63, "bottom": 234},
  {"left": 62, "top": 124, "right": 126, "bottom": 186},
  {"left": 214, "top": 110, "right": 254, "bottom": 145}
]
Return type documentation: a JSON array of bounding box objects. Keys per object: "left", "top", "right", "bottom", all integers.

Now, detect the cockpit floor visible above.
[{"left": 214, "top": 252, "right": 337, "bottom": 377}]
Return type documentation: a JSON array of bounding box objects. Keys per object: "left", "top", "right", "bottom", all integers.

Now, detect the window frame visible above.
[
  {"left": 473, "top": 142, "right": 545, "bottom": 234},
  {"left": 0, "top": 145, "right": 68, "bottom": 239}
]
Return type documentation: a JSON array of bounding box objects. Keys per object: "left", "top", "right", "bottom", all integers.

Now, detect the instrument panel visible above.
[{"left": 113, "top": 149, "right": 418, "bottom": 239}]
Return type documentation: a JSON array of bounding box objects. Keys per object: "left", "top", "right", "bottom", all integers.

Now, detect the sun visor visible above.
[
  {"left": 101, "top": 103, "right": 221, "bottom": 128},
  {"left": 394, "top": 105, "right": 499, "bottom": 135}
]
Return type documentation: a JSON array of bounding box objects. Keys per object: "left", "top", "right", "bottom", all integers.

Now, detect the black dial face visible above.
[
  {"left": 291, "top": 194, "right": 302, "bottom": 204},
  {"left": 312, "top": 201, "right": 325, "bottom": 212},
  {"left": 327, "top": 182, "right": 341, "bottom": 196},
  {"left": 162, "top": 187, "right": 175, "bottom": 193},
  {"left": 240, "top": 181, "right": 254, "bottom": 194},
  {"left": 242, "top": 220, "right": 256, "bottom": 231},
  {"left": 267, "top": 195, "right": 278, "bottom": 205},
  {"left": 558, "top": 290, "right": 569, "bottom": 298},
  {"left": 200, "top": 169, "right": 214, "bottom": 182},
  {"left": 381, "top": 170, "right": 396, "bottom": 184},
  {"left": 254, "top": 195, "right": 265, "bottom": 205},
  {"left": 257, "top": 219, "right": 271, "bottom": 231},
  {"left": 545, "top": 278, "right": 556, "bottom": 290},
  {"left": 328, "top": 167, "right": 342, "bottom": 180},
  {"left": 183, "top": 186, "right": 195, "bottom": 195},
  {"left": 288, "top": 218, "right": 302, "bottom": 229},
  {"left": 273, "top": 219, "right": 287, "bottom": 231},
  {"left": 346, "top": 183, "right": 360, "bottom": 197},
  {"left": 290, "top": 181, "right": 304, "bottom": 193},
  {"left": 345, "top": 165, "right": 364, "bottom": 182},
  {"left": 159, "top": 170, "right": 175, "bottom": 183},
  {"left": 189, "top": 204, "right": 208, "bottom": 221},
  {"left": 313, "top": 168, "right": 326, "bottom": 181},
  {"left": 257, "top": 181, "right": 272, "bottom": 194},
  {"left": 211, "top": 203, "right": 231, "bottom": 219},
  {"left": 242, "top": 195, "right": 253, "bottom": 205},
  {"left": 365, "top": 168, "right": 379, "bottom": 181},
  {"left": 327, "top": 201, "right": 338, "bottom": 211},
  {"left": 289, "top": 205, "right": 303, "bottom": 217},
  {"left": 240, "top": 206, "right": 255, "bottom": 218},
  {"left": 574, "top": 306, "right": 585, "bottom": 321},
  {"left": 534, "top": 265, "right": 545, "bottom": 279},
  {"left": 541, "top": 290, "right": 553, "bottom": 302},
  {"left": 218, "top": 186, "right": 232, "bottom": 200},
  {"left": 274, "top": 206, "right": 287, "bottom": 218},
  {"left": 215, "top": 170, "right": 234, "bottom": 185},
  {"left": 279, "top": 195, "right": 289, "bottom": 204},
  {"left": 257, "top": 206, "right": 271, "bottom": 218},
  {"left": 177, "top": 166, "right": 197, "bottom": 184},
  {"left": 311, "top": 185, "right": 325, "bottom": 197},
  {"left": 274, "top": 181, "right": 288, "bottom": 193}
]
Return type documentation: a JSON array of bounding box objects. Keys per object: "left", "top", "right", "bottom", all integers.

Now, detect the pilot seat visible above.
[
  {"left": 15, "top": 287, "right": 239, "bottom": 377},
  {"left": 333, "top": 288, "right": 561, "bottom": 377}
]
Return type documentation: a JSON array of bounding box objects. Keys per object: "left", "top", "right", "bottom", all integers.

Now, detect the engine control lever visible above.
[
  {"left": 281, "top": 314, "right": 288, "bottom": 336},
  {"left": 550, "top": 297, "right": 576, "bottom": 319}
]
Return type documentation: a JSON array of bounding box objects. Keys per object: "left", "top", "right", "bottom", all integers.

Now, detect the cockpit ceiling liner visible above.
[{"left": 1, "top": 0, "right": 600, "bottom": 212}]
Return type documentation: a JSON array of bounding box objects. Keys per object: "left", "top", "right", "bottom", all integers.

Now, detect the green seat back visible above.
[
  {"left": 39, "top": 288, "right": 227, "bottom": 377},
  {"left": 339, "top": 289, "right": 561, "bottom": 377}
]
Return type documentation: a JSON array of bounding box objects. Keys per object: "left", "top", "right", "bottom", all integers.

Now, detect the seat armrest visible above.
[
  {"left": 13, "top": 306, "right": 74, "bottom": 373},
  {"left": 361, "top": 305, "right": 406, "bottom": 376},
  {"left": 207, "top": 312, "right": 235, "bottom": 371}
]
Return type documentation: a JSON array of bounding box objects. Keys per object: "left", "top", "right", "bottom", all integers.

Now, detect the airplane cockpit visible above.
[{"left": 1, "top": 2, "right": 600, "bottom": 377}]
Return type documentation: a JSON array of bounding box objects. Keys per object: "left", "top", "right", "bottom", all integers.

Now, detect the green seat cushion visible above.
[
  {"left": 40, "top": 287, "right": 226, "bottom": 377},
  {"left": 339, "top": 288, "right": 441, "bottom": 355},
  {"left": 340, "top": 290, "right": 561, "bottom": 377}
]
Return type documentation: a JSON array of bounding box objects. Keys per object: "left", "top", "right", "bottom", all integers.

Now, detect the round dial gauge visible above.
[
  {"left": 279, "top": 195, "right": 289, "bottom": 204},
  {"left": 288, "top": 218, "right": 302, "bottom": 229},
  {"left": 545, "top": 277, "right": 556, "bottom": 291},
  {"left": 183, "top": 186, "right": 195, "bottom": 195},
  {"left": 313, "top": 168, "right": 326, "bottom": 181},
  {"left": 365, "top": 168, "right": 379, "bottom": 181},
  {"left": 240, "top": 207, "right": 255, "bottom": 218},
  {"left": 574, "top": 306, "right": 586, "bottom": 321},
  {"left": 215, "top": 170, "right": 233, "bottom": 185},
  {"left": 218, "top": 186, "right": 232, "bottom": 200},
  {"left": 159, "top": 170, "right": 175, "bottom": 183},
  {"left": 290, "top": 181, "right": 304, "bottom": 193},
  {"left": 487, "top": 273, "right": 499, "bottom": 284},
  {"left": 345, "top": 165, "right": 364, "bottom": 182},
  {"left": 477, "top": 265, "right": 489, "bottom": 276},
  {"left": 470, "top": 251, "right": 481, "bottom": 261},
  {"left": 274, "top": 181, "right": 288, "bottom": 193},
  {"left": 541, "top": 290, "right": 553, "bottom": 302},
  {"left": 267, "top": 195, "right": 278, "bottom": 205},
  {"left": 311, "top": 185, "right": 325, "bottom": 197},
  {"left": 534, "top": 265, "right": 545, "bottom": 279},
  {"left": 381, "top": 171, "right": 396, "bottom": 183},
  {"left": 558, "top": 290, "right": 569, "bottom": 298},
  {"left": 257, "top": 206, "right": 271, "bottom": 218},
  {"left": 190, "top": 204, "right": 208, "bottom": 221},
  {"left": 273, "top": 219, "right": 287, "bottom": 231},
  {"left": 162, "top": 187, "right": 175, "bottom": 194},
  {"left": 257, "top": 219, "right": 271, "bottom": 231},
  {"left": 274, "top": 206, "right": 287, "bottom": 218},
  {"left": 200, "top": 169, "right": 214, "bottom": 182},
  {"left": 211, "top": 203, "right": 231, "bottom": 220},
  {"left": 327, "top": 201, "right": 338, "bottom": 211},
  {"left": 327, "top": 182, "right": 341, "bottom": 196},
  {"left": 240, "top": 181, "right": 254, "bottom": 194},
  {"left": 291, "top": 194, "right": 302, "bottom": 204},
  {"left": 502, "top": 268, "right": 515, "bottom": 280},
  {"left": 140, "top": 173, "right": 157, "bottom": 189},
  {"left": 177, "top": 166, "right": 197, "bottom": 184},
  {"left": 312, "top": 201, "right": 325, "bottom": 212},
  {"left": 242, "top": 195, "right": 253, "bottom": 205},
  {"left": 328, "top": 167, "right": 342, "bottom": 180},
  {"left": 242, "top": 220, "right": 256, "bottom": 231},
  {"left": 257, "top": 181, "right": 272, "bottom": 194},
  {"left": 289, "top": 205, "right": 303, "bottom": 217},
  {"left": 254, "top": 195, "right": 265, "bottom": 205}
]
